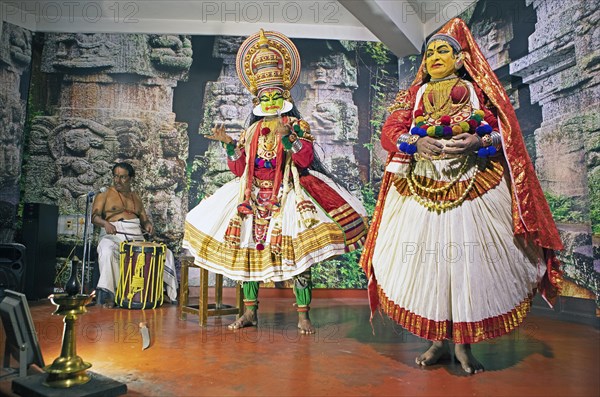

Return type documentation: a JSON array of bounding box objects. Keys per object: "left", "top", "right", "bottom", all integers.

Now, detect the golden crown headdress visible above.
[{"left": 236, "top": 29, "right": 301, "bottom": 104}]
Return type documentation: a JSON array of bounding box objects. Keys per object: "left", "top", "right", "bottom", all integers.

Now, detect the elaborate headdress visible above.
[{"left": 236, "top": 29, "right": 301, "bottom": 114}]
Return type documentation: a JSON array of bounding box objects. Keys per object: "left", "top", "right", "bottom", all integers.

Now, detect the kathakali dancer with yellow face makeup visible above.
[
  {"left": 359, "top": 18, "right": 563, "bottom": 373},
  {"left": 183, "top": 29, "right": 368, "bottom": 333}
]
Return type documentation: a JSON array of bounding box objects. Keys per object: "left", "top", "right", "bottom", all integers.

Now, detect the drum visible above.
[{"left": 116, "top": 241, "right": 166, "bottom": 309}]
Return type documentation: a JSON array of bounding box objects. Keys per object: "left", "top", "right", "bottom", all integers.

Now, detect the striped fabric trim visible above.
[
  {"left": 378, "top": 285, "right": 534, "bottom": 344},
  {"left": 184, "top": 221, "right": 346, "bottom": 277},
  {"left": 328, "top": 204, "right": 368, "bottom": 247},
  {"left": 393, "top": 159, "right": 504, "bottom": 202}
]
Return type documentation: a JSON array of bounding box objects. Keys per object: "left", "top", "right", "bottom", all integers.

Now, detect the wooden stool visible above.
[{"left": 179, "top": 256, "right": 243, "bottom": 326}]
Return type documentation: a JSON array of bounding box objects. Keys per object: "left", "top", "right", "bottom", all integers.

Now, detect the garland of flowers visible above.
[{"left": 398, "top": 109, "right": 498, "bottom": 158}]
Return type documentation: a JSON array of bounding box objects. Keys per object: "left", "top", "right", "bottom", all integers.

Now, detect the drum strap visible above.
[
  {"left": 116, "top": 242, "right": 166, "bottom": 309},
  {"left": 128, "top": 248, "right": 146, "bottom": 300}
]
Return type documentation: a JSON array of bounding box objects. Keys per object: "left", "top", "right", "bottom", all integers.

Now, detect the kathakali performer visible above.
[
  {"left": 359, "top": 18, "right": 563, "bottom": 373},
  {"left": 183, "top": 29, "right": 368, "bottom": 333}
]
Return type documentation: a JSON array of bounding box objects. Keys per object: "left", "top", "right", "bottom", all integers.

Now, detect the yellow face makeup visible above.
[
  {"left": 259, "top": 89, "right": 284, "bottom": 114},
  {"left": 425, "top": 40, "right": 457, "bottom": 79}
]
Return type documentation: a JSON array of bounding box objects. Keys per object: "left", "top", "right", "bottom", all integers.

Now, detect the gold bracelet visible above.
[
  {"left": 408, "top": 135, "right": 420, "bottom": 145},
  {"left": 481, "top": 134, "right": 493, "bottom": 147}
]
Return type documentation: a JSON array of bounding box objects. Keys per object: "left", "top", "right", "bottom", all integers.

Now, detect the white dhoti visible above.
[{"left": 96, "top": 219, "right": 178, "bottom": 301}]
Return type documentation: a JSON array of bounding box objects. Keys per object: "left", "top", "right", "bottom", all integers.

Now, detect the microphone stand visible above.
[{"left": 81, "top": 192, "right": 95, "bottom": 295}]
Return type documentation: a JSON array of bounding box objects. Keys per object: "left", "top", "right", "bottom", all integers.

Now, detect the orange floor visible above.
[{"left": 1, "top": 289, "right": 599, "bottom": 397}]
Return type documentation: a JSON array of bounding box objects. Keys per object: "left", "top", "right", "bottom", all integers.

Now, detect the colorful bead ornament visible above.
[
  {"left": 223, "top": 140, "right": 237, "bottom": 156},
  {"left": 292, "top": 123, "right": 305, "bottom": 137},
  {"left": 255, "top": 157, "right": 277, "bottom": 168},
  {"left": 399, "top": 109, "right": 497, "bottom": 158},
  {"left": 398, "top": 141, "right": 418, "bottom": 155}
]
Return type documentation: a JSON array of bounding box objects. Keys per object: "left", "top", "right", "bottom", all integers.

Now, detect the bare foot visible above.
[
  {"left": 454, "top": 344, "right": 484, "bottom": 374},
  {"left": 227, "top": 309, "right": 257, "bottom": 330},
  {"left": 415, "top": 340, "right": 450, "bottom": 366},
  {"left": 297, "top": 311, "right": 315, "bottom": 334}
]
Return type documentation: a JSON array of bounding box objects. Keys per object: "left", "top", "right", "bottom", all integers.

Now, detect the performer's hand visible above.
[
  {"left": 206, "top": 123, "right": 233, "bottom": 144},
  {"left": 444, "top": 133, "right": 480, "bottom": 155},
  {"left": 144, "top": 222, "right": 154, "bottom": 235},
  {"left": 275, "top": 122, "right": 292, "bottom": 140},
  {"left": 416, "top": 136, "right": 445, "bottom": 158},
  {"left": 104, "top": 222, "right": 117, "bottom": 235}
]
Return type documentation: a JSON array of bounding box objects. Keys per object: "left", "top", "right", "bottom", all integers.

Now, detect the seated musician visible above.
[{"left": 91, "top": 162, "right": 177, "bottom": 306}]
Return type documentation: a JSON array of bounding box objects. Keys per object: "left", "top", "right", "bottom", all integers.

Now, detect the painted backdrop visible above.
[{"left": 0, "top": 0, "right": 597, "bottom": 311}]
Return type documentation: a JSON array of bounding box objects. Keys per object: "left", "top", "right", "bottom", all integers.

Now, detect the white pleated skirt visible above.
[
  {"left": 183, "top": 174, "right": 366, "bottom": 283},
  {"left": 372, "top": 156, "right": 545, "bottom": 343}
]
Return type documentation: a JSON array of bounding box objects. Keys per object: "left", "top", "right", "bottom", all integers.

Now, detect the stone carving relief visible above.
[
  {"left": 42, "top": 33, "right": 192, "bottom": 80},
  {"left": 160, "top": 123, "right": 188, "bottom": 159},
  {"left": 307, "top": 53, "right": 358, "bottom": 92},
  {"left": 0, "top": 97, "right": 24, "bottom": 187},
  {"left": 213, "top": 35, "right": 244, "bottom": 59},
  {"left": 206, "top": 81, "right": 253, "bottom": 133},
  {"left": 472, "top": 18, "right": 513, "bottom": 70},
  {"left": 192, "top": 36, "right": 249, "bottom": 204},
  {"left": 573, "top": 1, "right": 600, "bottom": 73},
  {"left": 311, "top": 102, "right": 339, "bottom": 135},
  {"left": 301, "top": 53, "right": 360, "bottom": 149},
  {"left": 202, "top": 36, "right": 250, "bottom": 135},
  {"left": 52, "top": 33, "right": 121, "bottom": 70},
  {"left": 0, "top": 22, "right": 32, "bottom": 243},
  {"left": 309, "top": 101, "right": 359, "bottom": 142},
  {"left": 148, "top": 35, "right": 193, "bottom": 72},
  {"left": 28, "top": 118, "right": 116, "bottom": 207},
  {"left": 111, "top": 118, "right": 149, "bottom": 159},
  {"left": 296, "top": 52, "right": 361, "bottom": 193},
  {"left": 0, "top": 23, "right": 32, "bottom": 72}
]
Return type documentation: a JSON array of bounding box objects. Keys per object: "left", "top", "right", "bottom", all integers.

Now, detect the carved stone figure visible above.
[
  {"left": 472, "top": 18, "right": 513, "bottom": 70},
  {"left": 0, "top": 22, "right": 32, "bottom": 242},
  {"left": 25, "top": 32, "right": 192, "bottom": 254}
]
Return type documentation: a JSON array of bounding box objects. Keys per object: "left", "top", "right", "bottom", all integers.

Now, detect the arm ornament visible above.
[
  {"left": 223, "top": 140, "right": 242, "bottom": 161},
  {"left": 490, "top": 131, "right": 502, "bottom": 149},
  {"left": 397, "top": 133, "right": 419, "bottom": 155},
  {"left": 290, "top": 139, "right": 303, "bottom": 153},
  {"left": 292, "top": 119, "right": 314, "bottom": 142},
  {"left": 281, "top": 134, "right": 303, "bottom": 153}
]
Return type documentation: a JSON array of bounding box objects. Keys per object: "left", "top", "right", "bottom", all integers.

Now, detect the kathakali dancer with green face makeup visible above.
[
  {"left": 183, "top": 29, "right": 368, "bottom": 333},
  {"left": 359, "top": 18, "right": 563, "bottom": 373}
]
